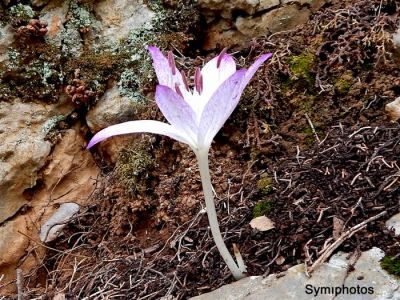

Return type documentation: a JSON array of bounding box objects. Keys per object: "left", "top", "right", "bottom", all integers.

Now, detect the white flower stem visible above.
[{"left": 196, "top": 149, "right": 246, "bottom": 280}]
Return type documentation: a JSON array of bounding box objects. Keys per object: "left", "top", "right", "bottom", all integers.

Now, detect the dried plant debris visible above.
[{"left": 19, "top": 124, "right": 400, "bottom": 299}]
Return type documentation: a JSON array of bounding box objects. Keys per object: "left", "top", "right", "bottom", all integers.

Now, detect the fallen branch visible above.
[{"left": 307, "top": 210, "right": 387, "bottom": 274}]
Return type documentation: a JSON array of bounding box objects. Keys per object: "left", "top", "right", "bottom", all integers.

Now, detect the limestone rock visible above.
[
  {"left": 0, "top": 25, "right": 14, "bottom": 63},
  {"left": 386, "top": 213, "right": 400, "bottom": 236},
  {"left": 95, "top": 0, "right": 154, "bottom": 44},
  {"left": 86, "top": 85, "right": 139, "bottom": 133},
  {"left": 282, "top": 0, "right": 328, "bottom": 12},
  {"left": 190, "top": 248, "right": 400, "bottom": 300},
  {"left": 203, "top": 19, "right": 246, "bottom": 50},
  {"left": 236, "top": 5, "right": 311, "bottom": 37},
  {"left": 0, "top": 101, "right": 54, "bottom": 223},
  {"left": 41, "top": 0, "right": 69, "bottom": 48},
  {"left": 39, "top": 202, "right": 80, "bottom": 242}
]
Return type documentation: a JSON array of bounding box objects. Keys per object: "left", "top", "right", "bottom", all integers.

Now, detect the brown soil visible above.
[{"left": 10, "top": 0, "right": 400, "bottom": 299}]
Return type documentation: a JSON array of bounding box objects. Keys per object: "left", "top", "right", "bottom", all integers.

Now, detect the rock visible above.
[
  {"left": 385, "top": 97, "right": 400, "bottom": 122},
  {"left": 250, "top": 216, "right": 275, "bottom": 231},
  {"left": 41, "top": 0, "right": 70, "bottom": 48},
  {"left": 236, "top": 4, "right": 311, "bottom": 37},
  {"left": 385, "top": 213, "right": 400, "bottom": 236},
  {"left": 0, "top": 25, "right": 14, "bottom": 63},
  {"left": 0, "top": 128, "right": 99, "bottom": 294},
  {"left": 86, "top": 85, "right": 139, "bottom": 133},
  {"left": 95, "top": 0, "right": 154, "bottom": 44},
  {"left": 190, "top": 248, "right": 400, "bottom": 300},
  {"left": 282, "top": 0, "right": 328, "bottom": 12},
  {"left": 0, "top": 101, "right": 55, "bottom": 223},
  {"left": 39, "top": 202, "right": 80, "bottom": 242},
  {"left": 258, "top": 0, "right": 280, "bottom": 11},
  {"left": 203, "top": 19, "right": 246, "bottom": 50},
  {"left": 198, "top": 0, "right": 260, "bottom": 20},
  {"left": 86, "top": 85, "right": 144, "bottom": 162}
]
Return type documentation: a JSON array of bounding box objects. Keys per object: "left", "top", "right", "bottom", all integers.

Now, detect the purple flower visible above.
[
  {"left": 87, "top": 46, "right": 272, "bottom": 152},
  {"left": 87, "top": 46, "right": 272, "bottom": 279}
]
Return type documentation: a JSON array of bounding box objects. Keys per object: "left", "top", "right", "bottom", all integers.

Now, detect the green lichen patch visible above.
[
  {"left": 257, "top": 175, "right": 273, "bottom": 195},
  {"left": 9, "top": 4, "right": 35, "bottom": 25},
  {"left": 381, "top": 256, "right": 400, "bottom": 277},
  {"left": 288, "top": 52, "right": 315, "bottom": 88},
  {"left": 253, "top": 199, "right": 274, "bottom": 218},
  {"left": 334, "top": 73, "right": 353, "bottom": 94},
  {"left": 115, "top": 142, "right": 156, "bottom": 194}
]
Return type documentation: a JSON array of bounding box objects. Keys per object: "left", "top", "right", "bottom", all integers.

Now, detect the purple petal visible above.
[
  {"left": 156, "top": 85, "right": 198, "bottom": 144},
  {"left": 87, "top": 120, "right": 190, "bottom": 149},
  {"left": 242, "top": 53, "right": 272, "bottom": 88},
  {"left": 198, "top": 69, "right": 247, "bottom": 147},
  {"left": 147, "top": 46, "right": 171, "bottom": 86},
  {"left": 147, "top": 46, "right": 191, "bottom": 97},
  {"left": 198, "top": 53, "right": 272, "bottom": 147},
  {"left": 201, "top": 53, "right": 236, "bottom": 99}
]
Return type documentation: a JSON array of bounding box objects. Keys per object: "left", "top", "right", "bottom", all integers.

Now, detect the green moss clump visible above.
[
  {"left": 253, "top": 199, "right": 274, "bottom": 218},
  {"left": 381, "top": 256, "right": 400, "bottom": 277},
  {"left": 288, "top": 53, "right": 315, "bottom": 83},
  {"left": 115, "top": 143, "right": 155, "bottom": 193},
  {"left": 257, "top": 176, "right": 273, "bottom": 195},
  {"left": 334, "top": 73, "right": 353, "bottom": 94}
]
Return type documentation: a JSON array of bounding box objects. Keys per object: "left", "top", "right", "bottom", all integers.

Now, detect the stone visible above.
[
  {"left": 198, "top": 0, "right": 260, "bottom": 20},
  {"left": 86, "top": 85, "right": 139, "bottom": 133},
  {"left": 236, "top": 4, "right": 311, "bottom": 37},
  {"left": 95, "top": 0, "right": 154, "bottom": 44},
  {"left": 385, "top": 97, "right": 400, "bottom": 122},
  {"left": 39, "top": 202, "right": 80, "bottom": 243},
  {"left": 0, "top": 128, "right": 99, "bottom": 294},
  {"left": 258, "top": 0, "right": 280, "bottom": 11},
  {"left": 0, "top": 101, "right": 56, "bottom": 223},
  {"left": 41, "top": 0, "right": 70, "bottom": 48},
  {"left": 31, "top": 0, "right": 51, "bottom": 7},
  {"left": 203, "top": 19, "right": 246, "bottom": 50},
  {"left": 385, "top": 213, "right": 400, "bottom": 236},
  {"left": 0, "top": 25, "right": 14, "bottom": 63},
  {"left": 282, "top": 0, "right": 328, "bottom": 12},
  {"left": 190, "top": 248, "right": 400, "bottom": 300}
]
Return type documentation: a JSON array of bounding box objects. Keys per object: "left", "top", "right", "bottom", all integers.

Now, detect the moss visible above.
[
  {"left": 115, "top": 143, "right": 155, "bottom": 193},
  {"left": 381, "top": 256, "right": 400, "bottom": 277},
  {"left": 334, "top": 73, "right": 353, "bottom": 94},
  {"left": 288, "top": 53, "right": 314, "bottom": 80},
  {"left": 253, "top": 199, "right": 274, "bottom": 218},
  {"left": 257, "top": 176, "right": 273, "bottom": 195}
]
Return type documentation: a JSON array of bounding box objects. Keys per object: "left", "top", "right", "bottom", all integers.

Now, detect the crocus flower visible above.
[{"left": 88, "top": 46, "right": 272, "bottom": 279}]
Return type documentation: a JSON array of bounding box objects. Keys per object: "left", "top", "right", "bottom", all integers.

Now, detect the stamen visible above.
[
  {"left": 217, "top": 47, "right": 228, "bottom": 68},
  {"left": 194, "top": 67, "right": 203, "bottom": 94},
  {"left": 180, "top": 70, "right": 189, "bottom": 91},
  {"left": 168, "top": 51, "right": 176, "bottom": 75},
  {"left": 175, "top": 83, "right": 184, "bottom": 98}
]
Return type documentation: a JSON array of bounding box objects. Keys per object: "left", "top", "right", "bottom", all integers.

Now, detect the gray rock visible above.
[
  {"left": 95, "top": 0, "right": 154, "bottom": 44},
  {"left": 236, "top": 4, "right": 311, "bottom": 36},
  {"left": 39, "top": 202, "right": 80, "bottom": 242},
  {"left": 41, "top": 0, "right": 70, "bottom": 48},
  {"left": 0, "top": 25, "right": 14, "bottom": 64},
  {"left": 386, "top": 212, "right": 400, "bottom": 235},
  {"left": 190, "top": 248, "right": 399, "bottom": 300},
  {"left": 86, "top": 85, "right": 140, "bottom": 133}
]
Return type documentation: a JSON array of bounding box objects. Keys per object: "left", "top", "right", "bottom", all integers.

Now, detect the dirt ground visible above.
[{"left": 12, "top": 0, "right": 400, "bottom": 298}]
